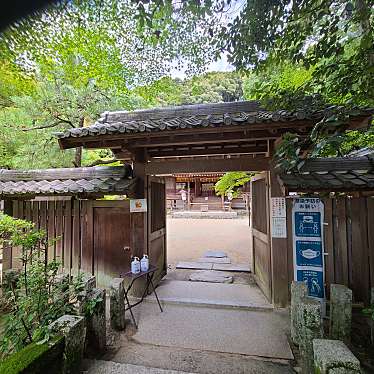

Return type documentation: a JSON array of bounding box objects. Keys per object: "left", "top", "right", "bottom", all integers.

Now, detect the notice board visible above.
[{"left": 292, "top": 197, "right": 325, "bottom": 301}]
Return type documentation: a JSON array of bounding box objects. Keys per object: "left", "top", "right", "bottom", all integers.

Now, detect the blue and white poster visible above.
[{"left": 292, "top": 198, "right": 325, "bottom": 301}]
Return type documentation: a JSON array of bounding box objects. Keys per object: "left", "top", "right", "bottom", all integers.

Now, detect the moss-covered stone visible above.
[
  {"left": 49, "top": 315, "right": 86, "bottom": 374},
  {"left": 0, "top": 336, "right": 64, "bottom": 374},
  {"left": 313, "top": 339, "right": 361, "bottom": 373}
]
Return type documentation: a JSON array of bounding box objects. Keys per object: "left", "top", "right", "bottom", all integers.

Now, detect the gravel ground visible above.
[{"left": 166, "top": 217, "right": 252, "bottom": 266}]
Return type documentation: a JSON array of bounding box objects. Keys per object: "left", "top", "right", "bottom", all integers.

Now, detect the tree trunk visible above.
[
  {"left": 74, "top": 146, "right": 82, "bottom": 167},
  {"left": 74, "top": 117, "right": 85, "bottom": 167}
]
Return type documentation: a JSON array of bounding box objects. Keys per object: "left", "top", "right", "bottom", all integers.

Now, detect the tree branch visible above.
[
  {"left": 22, "top": 122, "right": 62, "bottom": 131},
  {"left": 85, "top": 158, "right": 118, "bottom": 167}
]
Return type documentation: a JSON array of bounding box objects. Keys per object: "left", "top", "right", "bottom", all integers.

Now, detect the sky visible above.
[{"left": 170, "top": 53, "right": 234, "bottom": 79}]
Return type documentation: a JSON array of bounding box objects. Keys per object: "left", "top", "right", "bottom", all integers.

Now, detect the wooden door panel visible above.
[
  {"left": 250, "top": 173, "right": 272, "bottom": 301},
  {"left": 148, "top": 176, "right": 167, "bottom": 284},
  {"left": 94, "top": 206, "right": 131, "bottom": 288}
]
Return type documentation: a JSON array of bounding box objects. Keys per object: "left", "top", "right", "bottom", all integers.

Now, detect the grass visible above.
[{"left": 0, "top": 313, "right": 7, "bottom": 337}]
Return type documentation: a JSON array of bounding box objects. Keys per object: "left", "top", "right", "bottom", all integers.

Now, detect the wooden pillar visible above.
[
  {"left": 2, "top": 200, "right": 13, "bottom": 271},
  {"left": 131, "top": 150, "right": 148, "bottom": 296},
  {"left": 269, "top": 165, "right": 289, "bottom": 307},
  {"left": 132, "top": 149, "right": 147, "bottom": 257}
]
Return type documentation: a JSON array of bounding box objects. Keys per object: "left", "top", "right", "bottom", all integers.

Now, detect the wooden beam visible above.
[
  {"left": 145, "top": 156, "right": 271, "bottom": 174},
  {"left": 144, "top": 144, "right": 268, "bottom": 158}
]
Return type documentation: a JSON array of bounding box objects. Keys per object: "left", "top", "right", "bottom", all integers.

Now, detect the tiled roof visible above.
[
  {"left": 54, "top": 101, "right": 373, "bottom": 141},
  {"left": 279, "top": 155, "right": 374, "bottom": 192},
  {"left": 0, "top": 166, "right": 135, "bottom": 197}
]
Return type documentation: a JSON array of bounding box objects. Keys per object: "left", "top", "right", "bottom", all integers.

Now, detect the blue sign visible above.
[
  {"left": 293, "top": 198, "right": 325, "bottom": 303},
  {"left": 297, "top": 269, "right": 324, "bottom": 299},
  {"left": 294, "top": 212, "right": 321, "bottom": 237},
  {"left": 295, "top": 240, "right": 323, "bottom": 267}
]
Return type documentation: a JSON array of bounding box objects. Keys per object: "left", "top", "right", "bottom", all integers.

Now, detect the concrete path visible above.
[
  {"left": 145, "top": 280, "right": 272, "bottom": 311},
  {"left": 84, "top": 360, "right": 194, "bottom": 374},
  {"left": 132, "top": 302, "right": 293, "bottom": 360}
]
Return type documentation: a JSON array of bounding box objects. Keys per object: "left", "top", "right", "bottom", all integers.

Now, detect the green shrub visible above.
[{"left": 0, "top": 213, "right": 84, "bottom": 358}]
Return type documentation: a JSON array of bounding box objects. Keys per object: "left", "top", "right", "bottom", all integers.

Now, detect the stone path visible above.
[
  {"left": 188, "top": 270, "right": 233, "bottom": 283},
  {"left": 132, "top": 302, "right": 293, "bottom": 360},
  {"left": 145, "top": 279, "right": 272, "bottom": 310},
  {"left": 176, "top": 261, "right": 250, "bottom": 272},
  {"left": 95, "top": 341, "right": 294, "bottom": 374},
  {"left": 84, "top": 360, "right": 194, "bottom": 374},
  {"left": 203, "top": 250, "right": 228, "bottom": 258},
  {"left": 197, "top": 257, "right": 231, "bottom": 264}
]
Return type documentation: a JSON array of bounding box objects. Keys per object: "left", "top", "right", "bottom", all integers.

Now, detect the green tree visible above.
[
  {"left": 215, "top": 172, "right": 252, "bottom": 198},
  {"left": 0, "top": 69, "right": 135, "bottom": 169},
  {"left": 139, "top": 71, "right": 243, "bottom": 106}
]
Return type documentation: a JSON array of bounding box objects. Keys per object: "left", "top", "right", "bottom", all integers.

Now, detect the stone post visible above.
[
  {"left": 291, "top": 281, "right": 308, "bottom": 345},
  {"left": 49, "top": 315, "right": 86, "bottom": 374},
  {"left": 85, "top": 288, "right": 106, "bottom": 355},
  {"left": 82, "top": 273, "right": 96, "bottom": 291},
  {"left": 110, "top": 278, "right": 126, "bottom": 330},
  {"left": 77, "top": 273, "right": 97, "bottom": 315},
  {"left": 330, "top": 284, "right": 352, "bottom": 342},
  {"left": 298, "top": 297, "right": 323, "bottom": 374},
  {"left": 313, "top": 339, "right": 361, "bottom": 373}
]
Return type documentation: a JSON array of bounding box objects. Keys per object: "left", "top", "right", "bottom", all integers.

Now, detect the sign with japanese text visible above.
[
  {"left": 271, "top": 197, "right": 287, "bottom": 238},
  {"left": 292, "top": 198, "right": 325, "bottom": 301}
]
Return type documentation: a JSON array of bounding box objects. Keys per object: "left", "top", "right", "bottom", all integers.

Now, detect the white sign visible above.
[
  {"left": 130, "top": 198, "right": 147, "bottom": 213},
  {"left": 292, "top": 198, "right": 325, "bottom": 301},
  {"left": 271, "top": 197, "right": 286, "bottom": 218},
  {"left": 271, "top": 198, "right": 287, "bottom": 238},
  {"left": 272, "top": 217, "right": 287, "bottom": 238}
]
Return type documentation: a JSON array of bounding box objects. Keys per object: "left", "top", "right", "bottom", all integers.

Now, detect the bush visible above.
[{"left": 0, "top": 213, "right": 84, "bottom": 358}]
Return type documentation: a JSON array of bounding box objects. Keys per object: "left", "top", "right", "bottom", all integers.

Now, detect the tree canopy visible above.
[{"left": 0, "top": 0, "right": 372, "bottom": 170}]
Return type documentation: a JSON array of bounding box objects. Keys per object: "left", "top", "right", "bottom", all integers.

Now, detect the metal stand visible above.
[{"left": 121, "top": 265, "right": 163, "bottom": 329}]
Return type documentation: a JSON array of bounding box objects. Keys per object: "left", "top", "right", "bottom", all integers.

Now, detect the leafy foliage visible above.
[
  {"left": 139, "top": 71, "right": 243, "bottom": 106},
  {"left": 215, "top": 172, "right": 252, "bottom": 197},
  {"left": 0, "top": 214, "right": 84, "bottom": 357},
  {"left": 363, "top": 305, "right": 374, "bottom": 321},
  {"left": 131, "top": 0, "right": 374, "bottom": 167}
]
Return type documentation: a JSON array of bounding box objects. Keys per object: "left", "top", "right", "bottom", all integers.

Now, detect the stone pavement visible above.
[
  {"left": 144, "top": 279, "right": 272, "bottom": 311},
  {"left": 176, "top": 262, "right": 250, "bottom": 272},
  {"left": 84, "top": 360, "right": 194, "bottom": 374},
  {"left": 96, "top": 341, "right": 294, "bottom": 374},
  {"left": 132, "top": 302, "right": 293, "bottom": 360}
]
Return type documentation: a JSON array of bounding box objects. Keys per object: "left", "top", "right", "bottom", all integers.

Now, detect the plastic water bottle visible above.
[
  {"left": 131, "top": 257, "right": 141, "bottom": 274},
  {"left": 140, "top": 255, "right": 149, "bottom": 272}
]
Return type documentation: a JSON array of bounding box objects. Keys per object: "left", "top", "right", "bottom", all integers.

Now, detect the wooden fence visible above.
[
  {"left": 3, "top": 199, "right": 133, "bottom": 284},
  {"left": 286, "top": 196, "right": 374, "bottom": 305},
  {"left": 4, "top": 199, "right": 93, "bottom": 274}
]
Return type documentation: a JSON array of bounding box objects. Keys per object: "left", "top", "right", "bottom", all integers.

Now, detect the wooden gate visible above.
[
  {"left": 250, "top": 172, "right": 272, "bottom": 301},
  {"left": 147, "top": 176, "right": 167, "bottom": 284}
]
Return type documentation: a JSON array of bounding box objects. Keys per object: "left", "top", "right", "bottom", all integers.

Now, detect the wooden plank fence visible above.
[
  {"left": 5, "top": 199, "right": 98, "bottom": 276},
  {"left": 286, "top": 196, "right": 374, "bottom": 305}
]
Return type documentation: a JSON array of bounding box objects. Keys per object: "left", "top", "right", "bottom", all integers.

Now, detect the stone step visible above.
[
  {"left": 176, "top": 261, "right": 250, "bottom": 272},
  {"left": 188, "top": 270, "right": 233, "bottom": 283},
  {"left": 84, "top": 359, "right": 193, "bottom": 374},
  {"left": 142, "top": 280, "right": 273, "bottom": 311}
]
